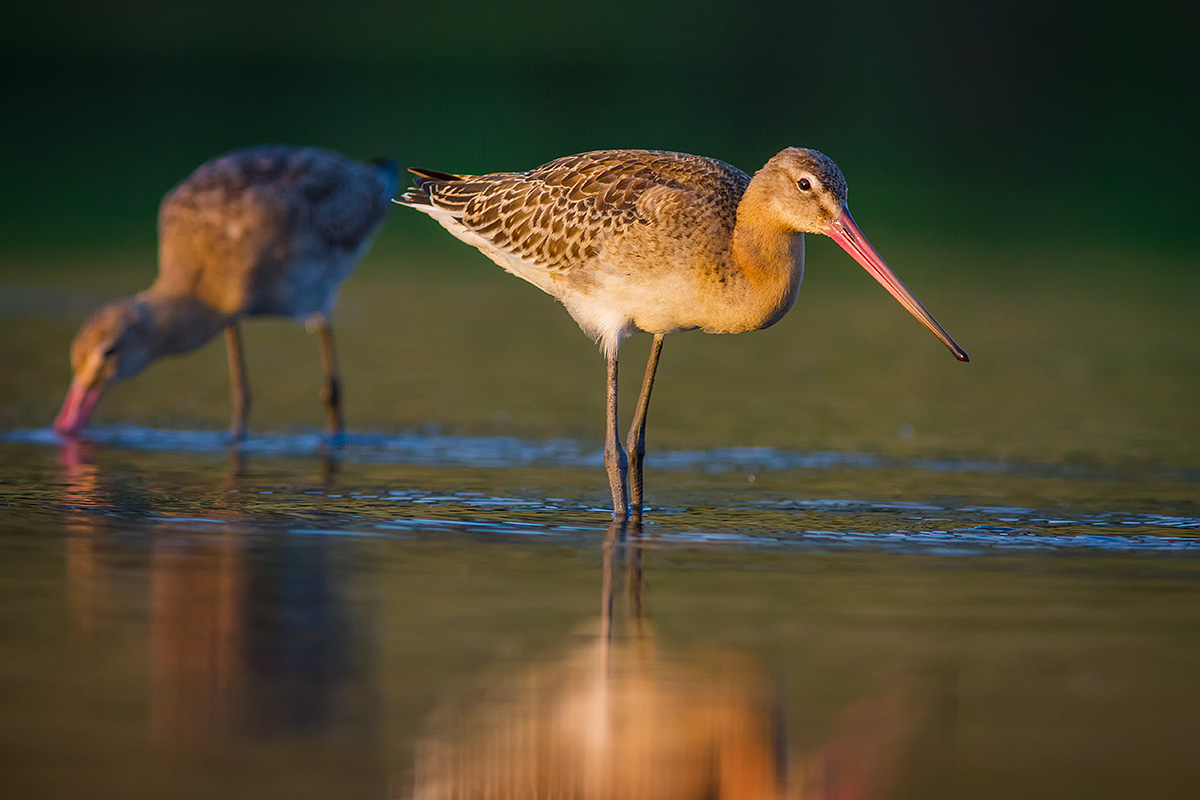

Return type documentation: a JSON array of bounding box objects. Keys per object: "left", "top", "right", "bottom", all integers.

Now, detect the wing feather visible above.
[{"left": 402, "top": 150, "right": 750, "bottom": 273}]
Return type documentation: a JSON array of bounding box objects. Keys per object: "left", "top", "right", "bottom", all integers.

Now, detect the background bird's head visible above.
[{"left": 54, "top": 299, "right": 155, "bottom": 436}]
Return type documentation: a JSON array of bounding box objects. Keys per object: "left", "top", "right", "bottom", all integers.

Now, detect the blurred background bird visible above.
[{"left": 53, "top": 145, "right": 398, "bottom": 440}]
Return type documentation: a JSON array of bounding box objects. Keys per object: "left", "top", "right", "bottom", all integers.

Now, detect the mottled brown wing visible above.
[
  {"left": 156, "top": 146, "right": 394, "bottom": 312},
  {"left": 419, "top": 150, "right": 750, "bottom": 272},
  {"left": 163, "top": 147, "right": 393, "bottom": 253}
]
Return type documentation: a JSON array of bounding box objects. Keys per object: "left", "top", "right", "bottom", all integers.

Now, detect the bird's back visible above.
[
  {"left": 155, "top": 146, "right": 397, "bottom": 317},
  {"left": 405, "top": 149, "right": 750, "bottom": 278},
  {"left": 403, "top": 149, "right": 756, "bottom": 348}
]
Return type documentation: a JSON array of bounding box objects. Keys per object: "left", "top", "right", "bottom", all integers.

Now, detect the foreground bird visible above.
[
  {"left": 54, "top": 145, "right": 398, "bottom": 439},
  {"left": 399, "top": 148, "right": 968, "bottom": 519}
]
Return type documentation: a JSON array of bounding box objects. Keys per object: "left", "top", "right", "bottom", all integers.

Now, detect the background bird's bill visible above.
[
  {"left": 825, "top": 209, "right": 969, "bottom": 362},
  {"left": 54, "top": 379, "right": 103, "bottom": 437}
]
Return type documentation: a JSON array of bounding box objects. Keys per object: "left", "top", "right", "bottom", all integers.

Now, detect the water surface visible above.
[{"left": 2, "top": 248, "right": 1198, "bottom": 799}]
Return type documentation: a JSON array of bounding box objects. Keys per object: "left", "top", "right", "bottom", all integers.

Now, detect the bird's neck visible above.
[
  {"left": 729, "top": 188, "right": 805, "bottom": 330},
  {"left": 134, "top": 289, "right": 232, "bottom": 357}
]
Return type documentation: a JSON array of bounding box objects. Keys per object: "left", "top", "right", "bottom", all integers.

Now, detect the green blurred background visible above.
[
  {"left": 2, "top": 0, "right": 1198, "bottom": 468},
  {"left": 4, "top": 0, "right": 1197, "bottom": 251}
]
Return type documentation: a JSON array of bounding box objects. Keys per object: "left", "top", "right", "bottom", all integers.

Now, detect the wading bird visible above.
[
  {"left": 399, "top": 148, "right": 967, "bottom": 519},
  {"left": 55, "top": 145, "right": 398, "bottom": 440}
]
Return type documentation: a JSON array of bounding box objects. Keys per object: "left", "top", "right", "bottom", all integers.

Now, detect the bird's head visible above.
[
  {"left": 759, "top": 147, "right": 850, "bottom": 235},
  {"left": 54, "top": 299, "right": 155, "bottom": 437},
  {"left": 761, "top": 147, "right": 968, "bottom": 362}
]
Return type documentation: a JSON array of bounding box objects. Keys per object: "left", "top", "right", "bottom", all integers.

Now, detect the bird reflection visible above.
[
  {"left": 59, "top": 439, "right": 108, "bottom": 638},
  {"left": 58, "top": 444, "right": 374, "bottom": 759},
  {"left": 410, "top": 521, "right": 782, "bottom": 799},
  {"left": 407, "top": 521, "right": 924, "bottom": 799},
  {"left": 149, "top": 530, "right": 243, "bottom": 750},
  {"left": 225, "top": 437, "right": 342, "bottom": 488}
]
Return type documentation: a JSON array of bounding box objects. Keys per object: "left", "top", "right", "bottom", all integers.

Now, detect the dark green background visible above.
[{"left": 3, "top": 0, "right": 1197, "bottom": 255}]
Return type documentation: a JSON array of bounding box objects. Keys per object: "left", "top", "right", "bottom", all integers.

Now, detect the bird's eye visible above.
[
  {"left": 102, "top": 345, "right": 118, "bottom": 358},
  {"left": 798, "top": 178, "right": 812, "bottom": 192}
]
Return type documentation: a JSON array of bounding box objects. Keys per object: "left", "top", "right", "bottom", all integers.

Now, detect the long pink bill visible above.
[
  {"left": 825, "top": 209, "right": 969, "bottom": 362},
  {"left": 53, "top": 378, "right": 104, "bottom": 437}
]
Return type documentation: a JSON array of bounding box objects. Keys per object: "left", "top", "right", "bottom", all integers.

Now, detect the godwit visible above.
[
  {"left": 54, "top": 145, "right": 398, "bottom": 440},
  {"left": 399, "top": 148, "right": 967, "bottom": 519}
]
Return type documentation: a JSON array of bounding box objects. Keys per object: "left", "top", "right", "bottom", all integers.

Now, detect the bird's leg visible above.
[
  {"left": 313, "top": 315, "right": 345, "bottom": 438},
  {"left": 625, "top": 334, "right": 664, "bottom": 523},
  {"left": 224, "top": 323, "right": 251, "bottom": 441},
  {"left": 604, "top": 349, "right": 629, "bottom": 519}
]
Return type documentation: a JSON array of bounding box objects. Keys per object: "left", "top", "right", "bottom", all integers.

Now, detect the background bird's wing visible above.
[
  {"left": 161, "top": 147, "right": 391, "bottom": 260},
  {"left": 156, "top": 147, "right": 392, "bottom": 311},
  {"left": 292, "top": 151, "right": 394, "bottom": 252}
]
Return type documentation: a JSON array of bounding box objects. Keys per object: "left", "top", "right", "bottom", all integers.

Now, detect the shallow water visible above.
[
  {"left": 2, "top": 249, "right": 1199, "bottom": 798},
  {"left": 2, "top": 427, "right": 1199, "bottom": 800}
]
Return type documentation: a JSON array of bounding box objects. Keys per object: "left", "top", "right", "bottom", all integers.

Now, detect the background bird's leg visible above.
[
  {"left": 625, "top": 334, "right": 664, "bottom": 523},
  {"left": 605, "top": 350, "right": 629, "bottom": 519},
  {"left": 224, "top": 323, "right": 251, "bottom": 441},
  {"left": 313, "top": 315, "right": 344, "bottom": 438}
]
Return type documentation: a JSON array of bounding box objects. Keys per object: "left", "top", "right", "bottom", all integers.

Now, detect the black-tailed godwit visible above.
[
  {"left": 55, "top": 145, "right": 398, "bottom": 440},
  {"left": 399, "top": 148, "right": 967, "bottom": 519}
]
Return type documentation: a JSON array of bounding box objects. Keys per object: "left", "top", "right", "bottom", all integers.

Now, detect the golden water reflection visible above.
[
  {"left": 408, "top": 522, "right": 921, "bottom": 800},
  {"left": 59, "top": 446, "right": 377, "bottom": 763},
  {"left": 57, "top": 449, "right": 935, "bottom": 798},
  {"left": 26, "top": 438, "right": 1200, "bottom": 799}
]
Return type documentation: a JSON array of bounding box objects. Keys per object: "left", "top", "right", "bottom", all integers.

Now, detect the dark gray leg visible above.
[
  {"left": 625, "top": 334, "right": 664, "bottom": 522},
  {"left": 604, "top": 349, "right": 629, "bottom": 519},
  {"left": 224, "top": 323, "right": 250, "bottom": 441},
  {"left": 314, "top": 316, "right": 344, "bottom": 437}
]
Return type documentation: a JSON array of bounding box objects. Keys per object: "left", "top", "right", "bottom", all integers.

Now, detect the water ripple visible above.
[
  {"left": 4, "top": 425, "right": 1197, "bottom": 483},
  {"left": 75, "top": 488, "right": 1199, "bottom": 556}
]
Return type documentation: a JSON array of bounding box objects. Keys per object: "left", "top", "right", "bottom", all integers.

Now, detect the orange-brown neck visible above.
[
  {"left": 729, "top": 189, "right": 805, "bottom": 332},
  {"left": 135, "top": 288, "right": 232, "bottom": 358}
]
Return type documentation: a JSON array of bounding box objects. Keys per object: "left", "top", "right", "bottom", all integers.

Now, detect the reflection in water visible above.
[
  {"left": 19, "top": 422, "right": 1197, "bottom": 486},
  {"left": 408, "top": 522, "right": 921, "bottom": 799},
  {"left": 414, "top": 640, "right": 783, "bottom": 799},
  {"left": 150, "top": 534, "right": 242, "bottom": 751},
  {"left": 59, "top": 446, "right": 376, "bottom": 758},
  {"left": 60, "top": 440, "right": 107, "bottom": 638},
  {"left": 32, "top": 426, "right": 1200, "bottom": 556},
  {"left": 227, "top": 439, "right": 342, "bottom": 489}
]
